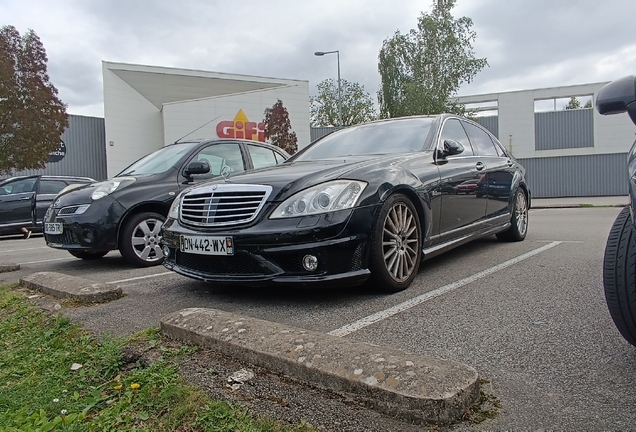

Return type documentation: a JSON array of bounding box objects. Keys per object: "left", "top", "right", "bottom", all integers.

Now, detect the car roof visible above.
[
  {"left": 0, "top": 175, "right": 95, "bottom": 184},
  {"left": 168, "top": 138, "right": 290, "bottom": 157}
]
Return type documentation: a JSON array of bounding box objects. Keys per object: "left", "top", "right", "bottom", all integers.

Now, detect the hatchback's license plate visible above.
[
  {"left": 44, "top": 223, "right": 63, "bottom": 235},
  {"left": 179, "top": 235, "right": 234, "bottom": 256}
]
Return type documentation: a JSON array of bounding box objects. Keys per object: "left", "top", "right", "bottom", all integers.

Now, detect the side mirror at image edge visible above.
[{"left": 596, "top": 75, "right": 636, "bottom": 125}]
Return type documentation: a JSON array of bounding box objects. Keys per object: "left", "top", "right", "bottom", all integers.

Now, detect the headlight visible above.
[
  {"left": 91, "top": 177, "right": 135, "bottom": 200},
  {"left": 168, "top": 192, "right": 184, "bottom": 220},
  {"left": 270, "top": 180, "right": 367, "bottom": 219}
]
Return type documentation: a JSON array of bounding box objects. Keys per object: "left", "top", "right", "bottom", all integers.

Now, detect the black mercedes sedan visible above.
[
  {"left": 43, "top": 139, "right": 288, "bottom": 266},
  {"left": 161, "top": 114, "right": 530, "bottom": 293}
]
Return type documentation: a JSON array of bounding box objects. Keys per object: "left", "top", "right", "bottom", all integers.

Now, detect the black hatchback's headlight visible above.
[{"left": 270, "top": 180, "right": 367, "bottom": 219}]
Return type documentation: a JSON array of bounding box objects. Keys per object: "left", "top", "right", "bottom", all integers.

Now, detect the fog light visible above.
[
  {"left": 302, "top": 255, "right": 318, "bottom": 271},
  {"left": 82, "top": 229, "right": 94, "bottom": 243},
  {"left": 162, "top": 245, "right": 170, "bottom": 258}
]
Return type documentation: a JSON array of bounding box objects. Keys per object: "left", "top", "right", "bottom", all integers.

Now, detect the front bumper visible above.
[
  {"left": 162, "top": 205, "right": 378, "bottom": 288},
  {"left": 43, "top": 196, "right": 125, "bottom": 252}
]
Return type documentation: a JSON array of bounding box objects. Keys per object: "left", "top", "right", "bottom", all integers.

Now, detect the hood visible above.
[
  {"left": 190, "top": 154, "right": 415, "bottom": 201},
  {"left": 53, "top": 175, "right": 158, "bottom": 205}
]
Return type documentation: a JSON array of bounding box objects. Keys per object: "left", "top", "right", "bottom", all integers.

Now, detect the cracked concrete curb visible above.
[
  {"left": 0, "top": 262, "right": 20, "bottom": 273},
  {"left": 20, "top": 271, "right": 122, "bottom": 303},
  {"left": 161, "top": 307, "right": 480, "bottom": 425}
]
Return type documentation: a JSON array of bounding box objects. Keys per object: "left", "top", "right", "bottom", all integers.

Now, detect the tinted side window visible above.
[
  {"left": 192, "top": 143, "right": 245, "bottom": 178},
  {"left": 248, "top": 145, "right": 281, "bottom": 170},
  {"left": 275, "top": 151, "right": 287, "bottom": 164},
  {"left": 39, "top": 180, "right": 68, "bottom": 195},
  {"left": 4, "top": 178, "right": 36, "bottom": 194},
  {"left": 439, "top": 119, "right": 473, "bottom": 156},
  {"left": 462, "top": 122, "right": 498, "bottom": 156}
]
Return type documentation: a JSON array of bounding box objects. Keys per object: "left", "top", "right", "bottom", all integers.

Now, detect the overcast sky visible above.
[{"left": 3, "top": 0, "right": 636, "bottom": 117}]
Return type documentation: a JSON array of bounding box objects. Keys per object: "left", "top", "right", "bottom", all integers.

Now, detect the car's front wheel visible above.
[
  {"left": 367, "top": 194, "right": 422, "bottom": 293},
  {"left": 119, "top": 212, "right": 166, "bottom": 267},
  {"left": 68, "top": 250, "right": 108, "bottom": 260},
  {"left": 496, "top": 189, "right": 528, "bottom": 242},
  {"left": 603, "top": 207, "right": 636, "bottom": 347}
]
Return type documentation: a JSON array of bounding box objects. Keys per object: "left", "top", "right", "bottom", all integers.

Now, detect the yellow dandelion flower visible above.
[
  {"left": 130, "top": 383, "right": 140, "bottom": 390},
  {"left": 113, "top": 385, "right": 123, "bottom": 390}
]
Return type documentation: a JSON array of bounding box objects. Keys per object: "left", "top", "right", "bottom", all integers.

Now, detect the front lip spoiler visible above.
[{"left": 164, "top": 261, "right": 370, "bottom": 288}]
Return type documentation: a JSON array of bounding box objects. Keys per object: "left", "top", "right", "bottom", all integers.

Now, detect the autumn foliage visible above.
[
  {"left": 0, "top": 25, "right": 68, "bottom": 174},
  {"left": 263, "top": 99, "right": 297, "bottom": 155}
]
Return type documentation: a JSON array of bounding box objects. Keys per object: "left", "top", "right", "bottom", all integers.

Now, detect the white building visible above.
[
  {"left": 456, "top": 82, "right": 635, "bottom": 197},
  {"left": 102, "top": 61, "right": 310, "bottom": 178}
]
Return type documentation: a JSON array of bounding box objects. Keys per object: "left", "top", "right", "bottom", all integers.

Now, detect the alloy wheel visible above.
[
  {"left": 382, "top": 202, "right": 419, "bottom": 282},
  {"left": 515, "top": 191, "right": 528, "bottom": 236},
  {"left": 130, "top": 218, "right": 164, "bottom": 262}
]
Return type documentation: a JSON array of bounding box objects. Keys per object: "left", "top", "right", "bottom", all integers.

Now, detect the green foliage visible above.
[
  {"left": 0, "top": 285, "right": 316, "bottom": 431},
  {"left": 310, "top": 78, "right": 377, "bottom": 127},
  {"left": 0, "top": 26, "right": 68, "bottom": 175},
  {"left": 563, "top": 96, "right": 582, "bottom": 110},
  {"left": 377, "top": 0, "right": 487, "bottom": 118},
  {"left": 264, "top": 99, "right": 298, "bottom": 155}
]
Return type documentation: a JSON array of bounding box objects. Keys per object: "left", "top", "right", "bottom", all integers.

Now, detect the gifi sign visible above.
[{"left": 216, "top": 109, "right": 265, "bottom": 142}]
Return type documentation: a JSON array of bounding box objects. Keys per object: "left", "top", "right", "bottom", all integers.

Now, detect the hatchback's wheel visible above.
[
  {"left": 368, "top": 194, "right": 421, "bottom": 293},
  {"left": 119, "top": 212, "right": 166, "bottom": 267},
  {"left": 496, "top": 189, "right": 528, "bottom": 242},
  {"left": 68, "top": 250, "right": 108, "bottom": 260},
  {"left": 603, "top": 207, "right": 636, "bottom": 346}
]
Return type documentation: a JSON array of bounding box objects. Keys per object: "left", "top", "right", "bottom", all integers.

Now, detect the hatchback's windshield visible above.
[
  {"left": 294, "top": 118, "right": 435, "bottom": 161},
  {"left": 117, "top": 143, "right": 199, "bottom": 176}
]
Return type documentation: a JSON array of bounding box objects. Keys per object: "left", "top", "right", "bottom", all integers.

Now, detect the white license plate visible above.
[
  {"left": 44, "top": 222, "right": 63, "bottom": 235},
  {"left": 179, "top": 235, "right": 234, "bottom": 256}
]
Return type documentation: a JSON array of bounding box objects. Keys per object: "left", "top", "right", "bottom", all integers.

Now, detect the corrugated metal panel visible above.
[
  {"left": 310, "top": 126, "right": 342, "bottom": 142},
  {"left": 6, "top": 115, "right": 107, "bottom": 181},
  {"left": 474, "top": 116, "right": 499, "bottom": 138},
  {"left": 535, "top": 109, "right": 593, "bottom": 150},
  {"left": 518, "top": 153, "right": 628, "bottom": 198}
]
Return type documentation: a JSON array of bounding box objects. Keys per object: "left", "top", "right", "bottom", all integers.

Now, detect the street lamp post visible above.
[{"left": 314, "top": 50, "right": 342, "bottom": 127}]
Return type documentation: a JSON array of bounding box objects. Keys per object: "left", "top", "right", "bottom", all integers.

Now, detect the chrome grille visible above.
[{"left": 180, "top": 184, "right": 272, "bottom": 227}]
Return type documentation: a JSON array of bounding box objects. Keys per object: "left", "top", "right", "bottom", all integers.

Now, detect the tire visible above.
[
  {"left": 119, "top": 212, "right": 166, "bottom": 267},
  {"left": 496, "top": 189, "right": 528, "bottom": 242},
  {"left": 603, "top": 207, "right": 636, "bottom": 346},
  {"left": 68, "top": 250, "right": 108, "bottom": 260},
  {"left": 367, "top": 194, "right": 422, "bottom": 293}
]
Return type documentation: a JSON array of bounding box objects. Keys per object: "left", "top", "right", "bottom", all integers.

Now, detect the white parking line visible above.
[
  {"left": 19, "top": 257, "right": 76, "bottom": 265},
  {"left": 328, "top": 241, "right": 563, "bottom": 337},
  {"left": 1, "top": 246, "right": 50, "bottom": 254},
  {"left": 108, "top": 271, "right": 175, "bottom": 284}
]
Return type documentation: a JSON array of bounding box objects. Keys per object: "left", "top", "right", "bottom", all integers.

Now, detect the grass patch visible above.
[{"left": 0, "top": 284, "right": 315, "bottom": 431}]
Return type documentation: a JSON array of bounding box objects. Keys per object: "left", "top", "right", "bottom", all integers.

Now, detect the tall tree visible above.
[
  {"left": 0, "top": 25, "right": 68, "bottom": 174},
  {"left": 378, "top": 0, "right": 487, "bottom": 118},
  {"left": 310, "top": 78, "right": 377, "bottom": 127},
  {"left": 563, "top": 96, "right": 582, "bottom": 110},
  {"left": 263, "top": 99, "right": 297, "bottom": 155}
]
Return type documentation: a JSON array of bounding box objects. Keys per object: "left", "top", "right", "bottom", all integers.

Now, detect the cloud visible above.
[{"left": 3, "top": 0, "right": 636, "bottom": 116}]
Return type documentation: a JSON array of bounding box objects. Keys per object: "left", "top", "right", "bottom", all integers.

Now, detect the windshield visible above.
[
  {"left": 117, "top": 143, "right": 199, "bottom": 176},
  {"left": 294, "top": 118, "right": 435, "bottom": 161}
]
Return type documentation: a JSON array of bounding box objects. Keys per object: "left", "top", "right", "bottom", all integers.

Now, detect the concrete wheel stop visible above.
[
  {"left": 20, "top": 272, "right": 122, "bottom": 303},
  {"left": 161, "top": 307, "right": 480, "bottom": 425},
  {"left": 0, "top": 262, "right": 20, "bottom": 273}
]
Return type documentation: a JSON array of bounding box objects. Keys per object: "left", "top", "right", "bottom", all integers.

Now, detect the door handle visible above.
[
  {"left": 20, "top": 196, "right": 31, "bottom": 200},
  {"left": 475, "top": 162, "right": 485, "bottom": 171}
]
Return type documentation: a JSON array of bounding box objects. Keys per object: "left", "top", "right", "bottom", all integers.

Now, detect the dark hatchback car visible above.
[
  {"left": 595, "top": 75, "right": 636, "bottom": 347},
  {"left": 162, "top": 114, "right": 530, "bottom": 293},
  {"left": 43, "top": 139, "right": 288, "bottom": 266},
  {"left": 0, "top": 175, "right": 94, "bottom": 236}
]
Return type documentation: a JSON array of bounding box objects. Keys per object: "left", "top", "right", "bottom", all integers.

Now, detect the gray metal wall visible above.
[
  {"left": 518, "top": 153, "right": 628, "bottom": 198},
  {"left": 5, "top": 115, "right": 107, "bottom": 181},
  {"left": 535, "top": 109, "right": 594, "bottom": 150},
  {"left": 474, "top": 116, "right": 499, "bottom": 138},
  {"left": 310, "top": 126, "right": 341, "bottom": 142}
]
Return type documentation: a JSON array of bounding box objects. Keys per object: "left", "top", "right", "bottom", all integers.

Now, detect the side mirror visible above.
[
  {"left": 441, "top": 139, "right": 465, "bottom": 158},
  {"left": 183, "top": 160, "right": 210, "bottom": 181},
  {"left": 596, "top": 75, "right": 636, "bottom": 124}
]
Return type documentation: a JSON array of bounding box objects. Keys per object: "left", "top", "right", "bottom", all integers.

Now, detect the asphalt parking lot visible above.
[{"left": 2, "top": 205, "right": 635, "bottom": 430}]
